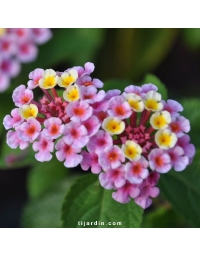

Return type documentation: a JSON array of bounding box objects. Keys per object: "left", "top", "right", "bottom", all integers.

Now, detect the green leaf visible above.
[
  {"left": 182, "top": 28, "right": 200, "bottom": 50},
  {"left": 98, "top": 29, "right": 178, "bottom": 82},
  {"left": 61, "top": 174, "right": 143, "bottom": 228},
  {"left": 141, "top": 205, "right": 191, "bottom": 228},
  {"left": 21, "top": 175, "right": 80, "bottom": 228},
  {"left": 132, "top": 29, "right": 178, "bottom": 81},
  {"left": 27, "top": 159, "right": 68, "bottom": 200},
  {"left": 180, "top": 98, "right": 200, "bottom": 148},
  {"left": 159, "top": 149, "right": 200, "bottom": 227},
  {"left": 141, "top": 74, "right": 168, "bottom": 100}
]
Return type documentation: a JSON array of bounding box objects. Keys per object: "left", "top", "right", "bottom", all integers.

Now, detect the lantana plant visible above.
[
  {"left": 0, "top": 28, "right": 52, "bottom": 92},
  {"left": 3, "top": 62, "right": 195, "bottom": 209}
]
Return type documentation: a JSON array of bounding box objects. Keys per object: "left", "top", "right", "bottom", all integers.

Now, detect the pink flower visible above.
[
  {"left": 141, "top": 83, "right": 158, "bottom": 93},
  {"left": 148, "top": 148, "right": 171, "bottom": 173},
  {"left": 0, "top": 34, "right": 16, "bottom": 57},
  {"left": 43, "top": 117, "right": 64, "bottom": 139},
  {"left": 167, "top": 146, "right": 189, "bottom": 171},
  {"left": 99, "top": 165, "right": 126, "bottom": 189},
  {"left": 17, "top": 42, "right": 38, "bottom": 63},
  {"left": 125, "top": 156, "right": 149, "bottom": 184},
  {"left": 105, "top": 89, "right": 121, "bottom": 100},
  {"left": 6, "top": 130, "right": 29, "bottom": 150},
  {"left": 124, "top": 85, "right": 143, "bottom": 97},
  {"left": 91, "top": 100, "right": 109, "bottom": 112},
  {"left": 63, "top": 122, "right": 89, "bottom": 148},
  {"left": 80, "top": 86, "right": 105, "bottom": 103},
  {"left": 162, "top": 99, "right": 183, "bottom": 117},
  {"left": 82, "top": 115, "right": 101, "bottom": 137},
  {"left": 169, "top": 116, "right": 190, "bottom": 138},
  {"left": 31, "top": 28, "right": 52, "bottom": 44},
  {"left": 81, "top": 151, "right": 101, "bottom": 174},
  {"left": 0, "top": 28, "right": 51, "bottom": 92},
  {"left": 177, "top": 134, "right": 195, "bottom": 164},
  {"left": 98, "top": 145, "right": 125, "bottom": 171},
  {"left": 112, "top": 182, "right": 140, "bottom": 203},
  {"left": 0, "top": 57, "right": 20, "bottom": 78},
  {"left": 135, "top": 185, "right": 160, "bottom": 209},
  {"left": 11, "top": 28, "right": 31, "bottom": 42},
  {"left": 77, "top": 75, "right": 103, "bottom": 88},
  {"left": 17, "top": 118, "right": 41, "bottom": 142},
  {"left": 3, "top": 108, "right": 24, "bottom": 130},
  {"left": 55, "top": 139, "right": 83, "bottom": 168},
  {"left": 12, "top": 84, "right": 33, "bottom": 107},
  {"left": 66, "top": 101, "right": 93, "bottom": 122},
  {"left": 108, "top": 96, "right": 132, "bottom": 119},
  {"left": 135, "top": 172, "right": 160, "bottom": 209},
  {"left": 91, "top": 89, "right": 120, "bottom": 113},
  {"left": 32, "top": 133, "right": 54, "bottom": 162},
  {"left": 2, "top": 62, "right": 195, "bottom": 210},
  {"left": 27, "top": 68, "right": 44, "bottom": 89},
  {"left": 72, "top": 62, "right": 95, "bottom": 77},
  {"left": 93, "top": 110, "right": 108, "bottom": 123},
  {"left": 87, "top": 130, "right": 113, "bottom": 154}
]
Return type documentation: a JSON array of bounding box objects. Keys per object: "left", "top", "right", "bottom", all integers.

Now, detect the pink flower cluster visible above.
[
  {"left": 3, "top": 62, "right": 195, "bottom": 209},
  {"left": 0, "top": 28, "right": 52, "bottom": 92}
]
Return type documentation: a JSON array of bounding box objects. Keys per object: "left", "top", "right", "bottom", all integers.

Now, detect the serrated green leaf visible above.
[
  {"left": 159, "top": 149, "right": 200, "bottom": 227},
  {"left": 61, "top": 174, "right": 143, "bottom": 228},
  {"left": 27, "top": 159, "right": 68, "bottom": 200},
  {"left": 141, "top": 74, "right": 168, "bottom": 100},
  {"left": 21, "top": 175, "right": 80, "bottom": 228},
  {"left": 180, "top": 98, "right": 200, "bottom": 148}
]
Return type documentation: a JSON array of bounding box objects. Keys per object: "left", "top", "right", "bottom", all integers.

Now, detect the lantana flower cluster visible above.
[
  {"left": 3, "top": 62, "right": 195, "bottom": 209},
  {"left": 0, "top": 28, "right": 52, "bottom": 92}
]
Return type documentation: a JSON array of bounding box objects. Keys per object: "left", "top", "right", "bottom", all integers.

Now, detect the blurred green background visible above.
[{"left": 1, "top": 28, "right": 200, "bottom": 228}]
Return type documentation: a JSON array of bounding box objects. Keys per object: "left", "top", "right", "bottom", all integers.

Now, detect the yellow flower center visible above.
[
  {"left": 153, "top": 115, "right": 167, "bottom": 129},
  {"left": 145, "top": 99, "right": 159, "bottom": 111},
  {"left": 62, "top": 75, "right": 75, "bottom": 87},
  {"left": 128, "top": 99, "right": 140, "bottom": 111},
  {"left": 43, "top": 76, "right": 57, "bottom": 88},
  {"left": 122, "top": 140, "right": 142, "bottom": 161},
  {"left": 155, "top": 129, "right": 177, "bottom": 149},
  {"left": 19, "top": 104, "right": 38, "bottom": 119},
  {"left": 63, "top": 85, "right": 80, "bottom": 102},
  {"left": 104, "top": 119, "right": 124, "bottom": 134}
]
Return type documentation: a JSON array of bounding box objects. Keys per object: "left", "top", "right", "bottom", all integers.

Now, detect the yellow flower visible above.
[
  {"left": 122, "top": 140, "right": 142, "bottom": 161},
  {"left": 143, "top": 90, "right": 163, "bottom": 111},
  {"left": 155, "top": 129, "right": 177, "bottom": 149},
  {"left": 39, "top": 69, "right": 58, "bottom": 89},
  {"left": 125, "top": 93, "right": 144, "bottom": 112},
  {"left": 102, "top": 117, "right": 125, "bottom": 135},
  {"left": 150, "top": 110, "right": 171, "bottom": 130},
  {"left": 63, "top": 84, "right": 80, "bottom": 102},
  {"left": 19, "top": 104, "right": 38, "bottom": 119},
  {"left": 58, "top": 69, "right": 78, "bottom": 88}
]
